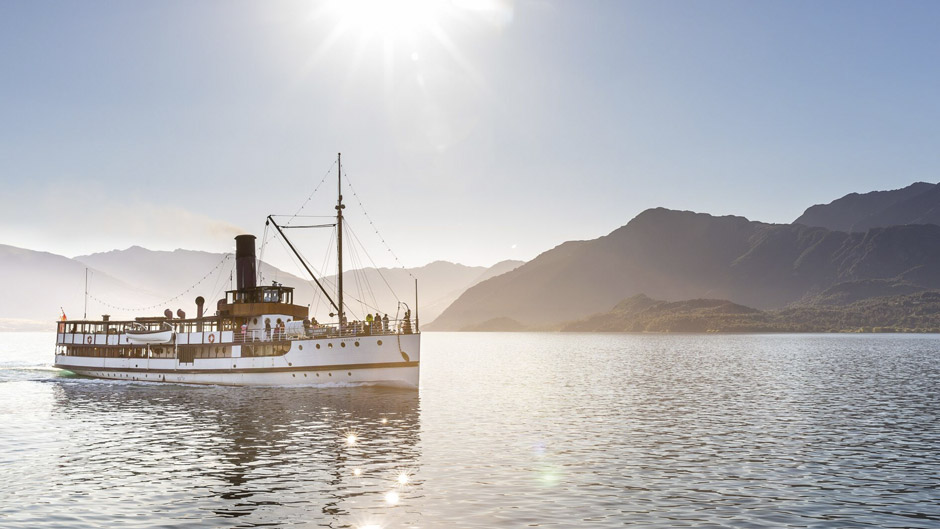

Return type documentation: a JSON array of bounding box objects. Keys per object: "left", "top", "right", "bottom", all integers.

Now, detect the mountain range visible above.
[
  {"left": 0, "top": 243, "right": 520, "bottom": 331},
  {"left": 5, "top": 180, "right": 940, "bottom": 333},
  {"left": 428, "top": 180, "right": 940, "bottom": 331}
]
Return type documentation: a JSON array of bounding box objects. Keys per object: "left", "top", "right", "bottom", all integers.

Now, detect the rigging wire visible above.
[
  {"left": 344, "top": 224, "right": 368, "bottom": 320},
  {"left": 345, "top": 222, "right": 381, "bottom": 311},
  {"left": 258, "top": 221, "right": 271, "bottom": 284},
  {"left": 289, "top": 160, "right": 337, "bottom": 223},
  {"left": 342, "top": 166, "right": 415, "bottom": 279},
  {"left": 87, "top": 253, "right": 233, "bottom": 314},
  {"left": 205, "top": 262, "right": 236, "bottom": 310},
  {"left": 313, "top": 227, "right": 337, "bottom": 317},
  {"left": 345, "top": 219, "right": 400, "bottom": 301}
]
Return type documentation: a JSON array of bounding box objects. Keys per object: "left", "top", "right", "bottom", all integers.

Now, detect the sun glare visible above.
[
  {"left": 324, "top": 0, "right": 444, "bottom": 39},
  {"left": 384, "top": 490, "right": 400, "bottom": 505}
]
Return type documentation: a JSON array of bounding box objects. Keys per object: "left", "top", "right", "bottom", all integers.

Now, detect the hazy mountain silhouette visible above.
[
  {"left": 0, "top": 244, "right": 156, "bottom": 330},
  {"left": 427, "top": 208, "right": 940, "bottom": 331},
  {"left": 795, "top": 182, "right": 940, "bottom": 231},
  {"left": 0, "top": 244, "right": 521, "bottom": 330}
]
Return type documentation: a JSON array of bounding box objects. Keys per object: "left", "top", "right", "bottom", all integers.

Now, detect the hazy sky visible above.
[{"left": 2, "top": 0, "right": 939, "bottom": 272}]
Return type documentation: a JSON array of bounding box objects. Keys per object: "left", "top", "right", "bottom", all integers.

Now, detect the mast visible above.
[
  {"left": 336, "top": 153, "right": 345, "bottom": 328},
  {"left": 83, "top": 268, "right": 88, "bottom": 319}
]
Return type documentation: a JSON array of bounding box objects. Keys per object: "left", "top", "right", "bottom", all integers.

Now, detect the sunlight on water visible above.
[{"left": 2, "top": 331, "right": 940, "bottom": 527}]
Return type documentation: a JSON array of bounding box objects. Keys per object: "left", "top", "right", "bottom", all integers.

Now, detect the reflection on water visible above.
[
  {"left": 2, "top": 332, "right": 940, "bottom": 528},
  {"left": 1, "top": 367, "right": 420, "bottom": 528}
]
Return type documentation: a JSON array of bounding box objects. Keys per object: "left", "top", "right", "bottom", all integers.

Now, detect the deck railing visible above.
[
  {"left": 233, "top": 320, "right": 413, "bottom": 344},
  {"left": 57, "top": 319, "right": 417, "bottom": 347}
]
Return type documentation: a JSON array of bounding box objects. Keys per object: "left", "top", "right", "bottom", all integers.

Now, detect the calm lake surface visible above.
[{"left": 1, "top": 332, "right": 939, "bottom": 528}]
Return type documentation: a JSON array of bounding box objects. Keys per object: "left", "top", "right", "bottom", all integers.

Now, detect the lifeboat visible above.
[{"left": 126, "top": 323, "right": 175, "bottom": 345}]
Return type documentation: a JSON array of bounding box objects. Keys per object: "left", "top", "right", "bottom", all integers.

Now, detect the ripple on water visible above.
[{"left": 1, "top": 332, "right": 939, "bottom": 528}]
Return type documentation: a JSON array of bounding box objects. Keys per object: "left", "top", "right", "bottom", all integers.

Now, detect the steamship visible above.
[{"left": 53, "top": 154, "right": 420, "bottom": 388}]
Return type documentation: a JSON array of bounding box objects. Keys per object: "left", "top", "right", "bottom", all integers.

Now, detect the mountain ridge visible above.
[
  {"left": 794, "top": 182, "right": 940, "bottom": 231},
  {"left": 427, "top": 207, "right": 940, "bottom": 331},
  {"left": 0, "top": 243, "right": 521, "bottom": 331}
]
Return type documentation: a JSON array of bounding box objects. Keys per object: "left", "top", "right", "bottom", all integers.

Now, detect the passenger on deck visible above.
[
  {"left": 366, "top": 313, "right": 374, "bottom": 335},
  {"left": 265, "top": 319, "right": 272, "bottom": 341},
  {"left": 402, "top": 309, "right": 412, "bottom": 334},
  {"left": 382, "top": 314, "right": 389, "bottom": 333}
]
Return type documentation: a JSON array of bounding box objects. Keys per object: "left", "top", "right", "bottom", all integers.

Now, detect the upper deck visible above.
[
  {"left": 56, "top": 314, "right": 415, "bottom": 352},
  {"left": 216, "top": 285, "right": 308, "bottom": 319}
]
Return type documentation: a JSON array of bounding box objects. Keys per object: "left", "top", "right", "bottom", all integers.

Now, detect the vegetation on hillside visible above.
[{"left": 560, "top": 292, "right": 940, "bottom": 333}]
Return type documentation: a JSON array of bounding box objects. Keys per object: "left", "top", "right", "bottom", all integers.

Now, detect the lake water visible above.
[{"left": 1, "top": 332, "right": 939, "bottom": 528}]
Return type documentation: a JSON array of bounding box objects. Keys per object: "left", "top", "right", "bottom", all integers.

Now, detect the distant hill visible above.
[
  {"left": 427, "top": 208, "right": 940, "bottom": 331},
  {"left": 795, "top": 182, "right": 940, "bottom": 231},
  {"left": 560, "top": 292, "right": 940, "bottom": 333},
  {"left": 0, "top": 244, "right": 521, "bottom": 331},
  {"left": 77, "top": 247, "right": 520, "bottom": 325},
  {"left": 0, "top": 244, "right": 156, "bottom": 330}
]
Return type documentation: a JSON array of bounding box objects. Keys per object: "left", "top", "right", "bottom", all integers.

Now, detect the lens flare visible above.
[
  {"left": 384, "top": 490, "right": 400, "bottom": 505},
  {"left": 353, "top": 467, "right": 362, "bottom": 476},
  {"left": 345, "top": 432, "right": 358, "bottom": 446},
  {"left": 397, "top": 471, "right": 410, "bottom": 485}
]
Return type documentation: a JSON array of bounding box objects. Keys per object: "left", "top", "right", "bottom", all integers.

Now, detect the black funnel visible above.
[{"left": 235, "top": 234, "right": 257, "bottom": 291}]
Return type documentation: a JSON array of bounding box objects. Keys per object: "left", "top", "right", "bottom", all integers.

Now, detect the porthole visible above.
[
  {"left": 377, "top": 340, "right": 383, "bottom": 346},
  {"left": 316, "top": 344, "right": 321, "bottom": 349},
  {"left": 328, "top": 343, "right": 333, "bottom": 348},
  {"left": 233, "top": 364, "right": 237, "bottom": 368},
  {"left": 347, "top": 372, "right": 351, "bottom": 376},
  {"left": 304, "top": 373, "right": 308, "bottom": 377},
  {"left": 292, "top": 374, "right": 296, "bottom": 377},
  {"left": 298, "top": 345, "right": 303, "bottom": 351},
  {"left": 316, "top": 373, "right": 320, "bottom": 377},
  {"left": 288, "top": 362, "right": 293, "bottom": 366},
  {"left": 253, "top": 318, "right": 258, "bottom": 325},
  {"left": 341, "top": 342, "right": 346, "bottom": 348},
  {"left": 329, "top": 372, "right": 332, "bottom": 376},
  {"left": 354, "top": 341, "right": 359, "bottom": 347}
]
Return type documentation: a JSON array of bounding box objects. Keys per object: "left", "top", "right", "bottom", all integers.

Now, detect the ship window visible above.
[
  {"left": 377, "top": 340, "right": 383, "bottom": 346},
  {"left": 316, "top": 344, "right": 320, "bottom": 349},
  {"left": 354, "top": 341, "right": 359, "bottom": 347},
  {"left": 341, "top": 342, "right": 346, "bottom": 348},
  {"left": 298, "top": 345, "right": 303, "bottom": 351},
  {"left": 327, "top": 343, "right": 332, "bottom": 348}
]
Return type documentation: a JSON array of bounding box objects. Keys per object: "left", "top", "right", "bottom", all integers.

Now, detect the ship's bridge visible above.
[{"left": 217, "top": 284, "right": 308, "bottom": 320}]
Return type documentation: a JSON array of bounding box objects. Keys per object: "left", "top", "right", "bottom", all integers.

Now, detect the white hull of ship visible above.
[{"left": 54, "top": 334, "right": 420, "bottom": 389}]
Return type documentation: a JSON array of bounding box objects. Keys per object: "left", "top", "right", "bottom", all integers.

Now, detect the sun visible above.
[{"left": 321, "top": 0, "right": 446, "bottom": 39}]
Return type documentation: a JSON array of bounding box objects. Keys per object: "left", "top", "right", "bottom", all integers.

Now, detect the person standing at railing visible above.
[
  {"left": 265, "top": 319, "right": 272, "bottom": 341},
  {"left": 366, "top": 313, "right": 374, "bottom": 335},
  {"left": 402, "top": 309, "right": 412, "bottom": 334},
  {"left": 382, "top": 314, "right": 389, "bottom": 333}
]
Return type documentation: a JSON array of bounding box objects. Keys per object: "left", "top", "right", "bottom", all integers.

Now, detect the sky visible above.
[{"left": 1, "top": 0, "right": 939, "bottom": 273}]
